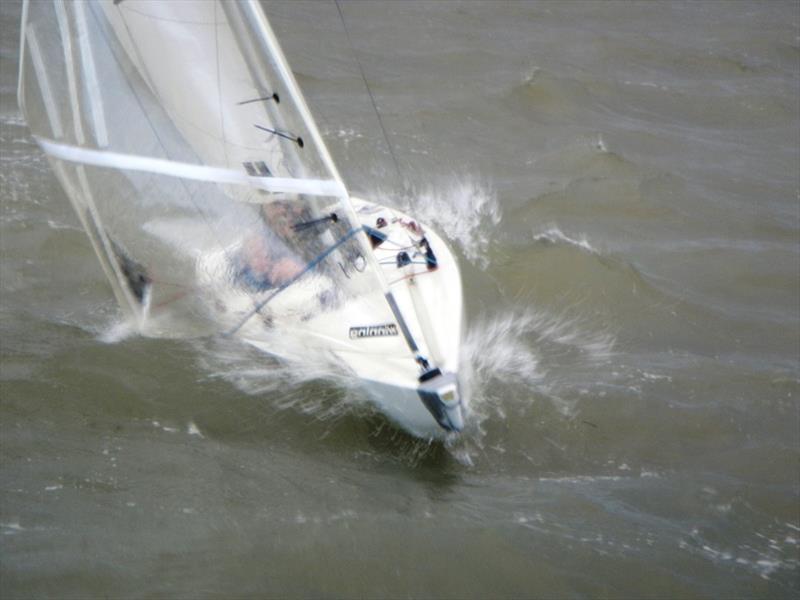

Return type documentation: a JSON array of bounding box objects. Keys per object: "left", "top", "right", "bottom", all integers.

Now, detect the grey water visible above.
[{"left": 1, "top": 1, "right": 798, "bottom": 597}]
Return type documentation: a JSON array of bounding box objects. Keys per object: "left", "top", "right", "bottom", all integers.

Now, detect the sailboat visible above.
[{"left": 17, "top": 0, "right": 465, "bottom": 439}]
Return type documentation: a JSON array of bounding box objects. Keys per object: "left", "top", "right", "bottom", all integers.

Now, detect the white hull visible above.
[
  {"left": 244, "top": 340, "right": 450, "bottom": 439},
  {"left": 232, "top": 197, "right": 465, "bottom": 439}
]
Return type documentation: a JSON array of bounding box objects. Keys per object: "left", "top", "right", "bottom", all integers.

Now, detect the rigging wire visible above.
[{"left": 334, "top": 0, "right": 404, "bottom": 187}]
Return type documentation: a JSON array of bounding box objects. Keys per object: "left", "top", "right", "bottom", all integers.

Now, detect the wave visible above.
[
  {"left": 679, "top": 519, "right": 800, "bottom": 582},
  {"left": 107, "top": 297, "right": 615, "bottom": 461},
  {"left": 192, "top": 335, "right": 369, "bottom": 424},
  {"left": 503, "top": 68, "right": 593, "bottom": 122},
  {"left": 0, "top": 111, "right": 26, "bottom": 127},
  {"left": 532, "top": 226, "right": 599, "bottom": 254}
]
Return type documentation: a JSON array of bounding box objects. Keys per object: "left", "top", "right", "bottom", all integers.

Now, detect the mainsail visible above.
[{"left": 19, "top": 0, "right": 432, "bottom": 378}]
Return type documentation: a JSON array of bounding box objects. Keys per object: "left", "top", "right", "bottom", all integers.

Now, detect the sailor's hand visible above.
[{"left": 271, "top": 257, "right": 303, "bottom": 285}]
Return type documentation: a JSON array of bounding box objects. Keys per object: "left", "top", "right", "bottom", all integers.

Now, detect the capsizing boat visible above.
[{"left": 17, "top": 0, "right": 465, "bottom": 439}]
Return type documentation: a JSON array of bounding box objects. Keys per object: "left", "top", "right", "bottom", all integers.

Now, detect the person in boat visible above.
[
  {"left": 235, "top": 226, "right": 303, "bottom": 292},
  {"left": 236, "top": 199, "right": 344, "bottom": 294}
]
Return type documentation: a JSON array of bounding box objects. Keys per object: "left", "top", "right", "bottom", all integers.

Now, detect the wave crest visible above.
[{"left": 532, "top": 226, "right": 599, "bottom": 254}]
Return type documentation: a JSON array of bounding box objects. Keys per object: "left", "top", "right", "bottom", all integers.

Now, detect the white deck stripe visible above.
[{"left": 36, "top": 138, "right": 347, "bottom": 198}]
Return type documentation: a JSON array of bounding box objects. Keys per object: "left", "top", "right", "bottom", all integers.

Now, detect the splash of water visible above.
[
  {"left": 193, "top": 335, "right": 370, "bottom": 423},
  {"left": 88, "top": 172, "right": 615, "bottom": 455},
  {"left": 460, "top": 310, "right": 544, "bottom": 408},
  {"left": 96, "top": 318, "right": 140, "bottom": 344},
  {"left": 458, "top": 307, "right": 616, "bottom": 434},
  {"left": 396, "top": 176, "right": 501, "bottom": 268}
]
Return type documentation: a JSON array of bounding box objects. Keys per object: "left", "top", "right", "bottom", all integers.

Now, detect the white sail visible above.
[{"left": 18, "top": 0, "right": 425, "bottom": 362}]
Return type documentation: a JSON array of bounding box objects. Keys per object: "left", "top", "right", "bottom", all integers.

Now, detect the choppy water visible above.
[{"left": 2, "top": 1, "right": 799, "bottom": 598}]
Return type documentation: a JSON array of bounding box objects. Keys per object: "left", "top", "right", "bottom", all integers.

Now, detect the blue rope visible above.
[{"left": 225, "top": 227, "right": 362, "bottom": 336}]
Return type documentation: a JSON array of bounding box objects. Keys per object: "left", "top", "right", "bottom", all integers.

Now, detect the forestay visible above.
[{"left": 18, "top": 0, "right": 412, "bottom": 365}]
